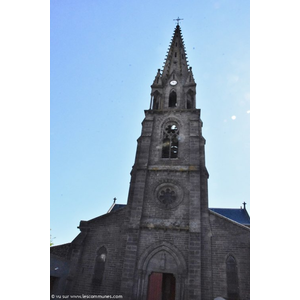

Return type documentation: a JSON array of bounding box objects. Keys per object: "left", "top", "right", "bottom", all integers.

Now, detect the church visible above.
[{"left": 50, "top": 23, "right": 250, "bottom": 300}]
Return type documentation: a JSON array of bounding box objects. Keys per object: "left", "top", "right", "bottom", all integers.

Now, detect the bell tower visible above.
[
  {"left": 125, "top": 23, "right": 209, "bottom": 230},
  {"left": 121, "top": 24, "right": 212, "bottom": 300}
]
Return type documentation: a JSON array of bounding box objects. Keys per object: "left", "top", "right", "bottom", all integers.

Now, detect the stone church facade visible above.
[{"left": 51, "top": 25, "right": 250, "bottom": 300}]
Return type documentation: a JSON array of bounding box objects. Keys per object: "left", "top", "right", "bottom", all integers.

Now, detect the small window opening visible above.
[
  {"left": 153, "top": 96, "right": 159, "bottom": 110},
  {"left": 187, "top": 91, "right": 194, "bottom": 109},
  {"left": 226, "top": 255, "right": 240, "bottom": 300},
  {"left": 152, "top": 92, "right": 161, "bottom": 110},
  {"left": 175, "top": 52, "right": 177, "bottom": 57},
  {"left": 169, "top": 91, "right": 177, "bottom": 107}
]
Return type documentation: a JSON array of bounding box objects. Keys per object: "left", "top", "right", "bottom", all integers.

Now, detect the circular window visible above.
[
  {"left": 154, "top": 182, "right": 183, "bottom": 209},
  {"left": 158, "top": 188, "right": 177, "bottom": 206}
]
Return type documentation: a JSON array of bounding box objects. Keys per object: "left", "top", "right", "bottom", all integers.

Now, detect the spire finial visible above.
[
  {"left": 173, "top": 17, "right": 183, "bottom": 26},
  {"left": 243, "top": 202, "right": 246, "bottom": 209}
]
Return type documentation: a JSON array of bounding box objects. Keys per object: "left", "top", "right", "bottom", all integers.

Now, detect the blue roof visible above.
[
  {"left": 110, "top": 204, "right": 126, "bottom": 212},
  {"left": 210, "top": 208, "right": 250, "bottom": 226}
]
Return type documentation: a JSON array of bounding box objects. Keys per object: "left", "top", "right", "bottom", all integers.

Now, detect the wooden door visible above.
[
  {"left": 147, "top": 272, "right": 163, "bottom": 300},
  {"left": 162, "top": 273, "right": 176, "bottom": 300},
  {"left": 147, "top": 272, "right": 176, "bottom": 300}
]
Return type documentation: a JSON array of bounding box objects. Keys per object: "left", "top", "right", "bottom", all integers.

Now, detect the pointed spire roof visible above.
[{"left": 161, "top": 25, "right": 190, "bottom": 82}]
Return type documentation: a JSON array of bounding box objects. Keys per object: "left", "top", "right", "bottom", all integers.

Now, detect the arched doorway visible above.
[{"left": 135, "top": 241, "right": 187, "bottom": 300}]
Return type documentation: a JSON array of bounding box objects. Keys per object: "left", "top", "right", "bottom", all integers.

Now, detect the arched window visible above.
[
  {"left": 153, "top": 95, "right": 159, "bottom": 110},
  {"left": 93, "top": 246, "right": 107, "bottom": 285},
  {"left": 153, "top": 97, "right": 159, "bottom": 110},
  {"left": 226, "top": 255, "right": 240, "bottom": 300},
  {"left": 186, "top": 90, "right": 194, "bottom": 109},
  {"left": 169, "top": 91, "right": 177, "bottom": 107},
  {"left": 152, "top": 91, "right": 161, "bottom": 110},
  {"left": 162, "top": 124, "right": 179, "bottom": 158}
]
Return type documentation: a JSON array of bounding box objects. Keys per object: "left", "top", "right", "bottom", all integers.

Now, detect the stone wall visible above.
[
  {"left": 68, "top": 207, "right": 128, "bottom": 295},
  {"left": 210, "top": 211, "right": 250, "bottom": 300}
]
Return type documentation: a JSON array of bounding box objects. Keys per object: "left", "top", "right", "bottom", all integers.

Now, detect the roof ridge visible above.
[
  {"left": 210, "top": 207, "right": 244, "bottom": 210},
  {"left": 209, "top": 209, "right": 250, "bottom": 231}
]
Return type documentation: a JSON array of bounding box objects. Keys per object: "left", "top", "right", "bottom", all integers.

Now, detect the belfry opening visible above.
[{"left": 169, "top": 91, "right": 177, "bottom": 107}]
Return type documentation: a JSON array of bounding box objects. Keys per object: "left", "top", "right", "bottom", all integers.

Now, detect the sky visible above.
[
  {"left": 50, "top": 0, "right": 250, "bottom": 246},
  {"left": 2, "top": 1, "right": 300, "bottom": 298}
]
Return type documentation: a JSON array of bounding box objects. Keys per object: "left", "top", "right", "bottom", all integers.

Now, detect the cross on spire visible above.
[{"left": 173, "top": 17, "right": 183, "bottom": 25}]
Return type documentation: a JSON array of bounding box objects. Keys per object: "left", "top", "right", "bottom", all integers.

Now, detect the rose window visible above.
[{"left": 158, "top": 188, "right": 177, "bottom": 206}]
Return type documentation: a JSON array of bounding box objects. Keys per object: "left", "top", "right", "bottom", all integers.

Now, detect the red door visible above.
[
  {"left": 147, "top": 272, "right": 163, "bottom": 300},
  {"left": 147, "top": 272, "right": 176, "bottom": 300}
]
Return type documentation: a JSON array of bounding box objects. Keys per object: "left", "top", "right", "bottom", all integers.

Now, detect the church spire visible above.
[
  {"left": 161, "top": 24, "right": 190, "bottom": 84},
  {"left": 150, "top": 24, "right": 196, "bottom": 111}
]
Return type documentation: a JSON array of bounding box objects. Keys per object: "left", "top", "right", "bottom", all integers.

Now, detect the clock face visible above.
[{"left": 170, "top": 80, "right": 177, "bottom": 86}]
